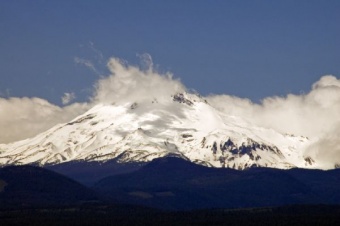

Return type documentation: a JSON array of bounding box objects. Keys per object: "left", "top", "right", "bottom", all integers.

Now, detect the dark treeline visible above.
[{"left": 0, "top": 204, "right": 339, "bottom": 226}]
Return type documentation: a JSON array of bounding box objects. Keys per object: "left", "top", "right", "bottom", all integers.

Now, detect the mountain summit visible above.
[{"left": 0, "top": 92, "right": 320, "bottom": 169}]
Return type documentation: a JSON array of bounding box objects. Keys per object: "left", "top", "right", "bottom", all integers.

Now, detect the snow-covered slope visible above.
[{"left": 0, "top": 93, "right": 321, "bottom": 169}]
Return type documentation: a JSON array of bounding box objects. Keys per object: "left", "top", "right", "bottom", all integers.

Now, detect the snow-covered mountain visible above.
[{"left": 0, "top": 93, "right": 321, "bottom": 169}]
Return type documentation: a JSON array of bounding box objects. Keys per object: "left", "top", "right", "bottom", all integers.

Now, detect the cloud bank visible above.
[
  {"left": 0, "top": 55, "right": 339, "bottom": 167},
  {"left": 207, "top": 75, "right": 340, "bottom": 138},
  {"left": 0, "top": 97, "right": 89, "bottom": 143}
]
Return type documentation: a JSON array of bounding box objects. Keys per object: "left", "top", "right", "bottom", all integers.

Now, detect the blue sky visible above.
[{"left": 0, "top": 0, "right": 339, "bottom": 105}]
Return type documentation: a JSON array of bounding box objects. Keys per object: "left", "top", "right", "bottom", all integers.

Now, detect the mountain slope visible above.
[
  {"left": 94, "top": 157, "right": 340, "bottom": 210},
  {"left": 0, "top": 92, "right": 321, "bottom": 169}
]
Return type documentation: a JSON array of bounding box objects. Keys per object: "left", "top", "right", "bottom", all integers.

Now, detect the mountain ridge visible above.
[
  {"left": 94, "top": 156, "right": 340, "bottom": 210},
  {"left": 0, "top": 165, "right": 98, "bottom": 208}
]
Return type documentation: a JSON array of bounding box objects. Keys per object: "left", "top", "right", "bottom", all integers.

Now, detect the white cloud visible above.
[
  {"left": 61, "top": 92, "right": 76, "bottom": 105},
  {"left": 304, "top": 125, "right": 340, "bottom": 169},
  {"left": 91, "top": 57, "right": 185, "bottom": 104},
  {"left": 0, "top": 97, "right": 89, "bottom": 144},
  {"left": 207, "top": 75, "right": 340, "bottom": 137}
]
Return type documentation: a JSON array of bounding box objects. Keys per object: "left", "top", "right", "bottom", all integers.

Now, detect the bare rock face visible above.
[{"left": 173, "top": 93, "right": 194, "bottom": 106}]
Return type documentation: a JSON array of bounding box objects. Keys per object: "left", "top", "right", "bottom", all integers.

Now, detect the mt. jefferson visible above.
[{"left": 0, "top": 92, "right": 324, "bottom": 170}]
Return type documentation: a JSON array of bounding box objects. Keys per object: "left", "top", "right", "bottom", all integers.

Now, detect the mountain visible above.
[
  {"left": 94, "top": 157, "right": 340, "bottom": 210},
  {"left": 0, "top": 165, "right": 98, "bottom": 208},
  {"left": 0, "top": 92, "right": 322, "bottom": 170}
]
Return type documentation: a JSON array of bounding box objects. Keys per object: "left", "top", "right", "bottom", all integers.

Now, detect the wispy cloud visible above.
[
  {"left": 0, "top": 89, "right": 11, "bottom": 98},
  {"left": 61, "top": 92, "right": 76, "bottom": 105},
  {"left": 75, "top": 41, "right": 106, "bottom": 75},
  {"left": 74, "top": 57, "right": 99, "bottom": 74},
  {"left": 136, "top": 53, "right": 154, "bottom": 72},
  {"left": 89, "top": 41, "right": 104, "bottom": 64}
]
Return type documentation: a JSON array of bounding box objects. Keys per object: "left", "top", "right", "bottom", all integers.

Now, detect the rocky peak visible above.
[{"left": 172, "top": 92, "right": 208, "bottom": 106}]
